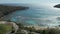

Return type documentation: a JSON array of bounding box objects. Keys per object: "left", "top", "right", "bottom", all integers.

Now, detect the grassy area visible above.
[{"left": 0, "top": 24, "right": 12, "bottom": 34}]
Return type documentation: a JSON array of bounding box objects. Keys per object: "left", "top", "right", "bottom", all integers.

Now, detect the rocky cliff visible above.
[
  {"left": 0, "top": 4, "right": 29, "bottom": 18},
  {"left": 54, "top": 4, "right": 60, "bottom": 8}
]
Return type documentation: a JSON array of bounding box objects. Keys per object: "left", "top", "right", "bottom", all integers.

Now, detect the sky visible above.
[{"left": 0, "top": 0, "right": 60, "bottom": 4}]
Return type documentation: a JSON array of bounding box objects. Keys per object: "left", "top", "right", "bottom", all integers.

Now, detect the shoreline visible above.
[{"left": 0, "top": 4, "right": 29, "bottom": 18}]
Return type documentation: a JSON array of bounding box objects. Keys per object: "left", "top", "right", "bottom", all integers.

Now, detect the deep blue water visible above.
[{"left": 3, "top": 4, "right": 60, "bottom": 27}]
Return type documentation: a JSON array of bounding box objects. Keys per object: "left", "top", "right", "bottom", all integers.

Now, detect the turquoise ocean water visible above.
[{"left": 3, "top": 3, "right": 60, "bottom": 27}]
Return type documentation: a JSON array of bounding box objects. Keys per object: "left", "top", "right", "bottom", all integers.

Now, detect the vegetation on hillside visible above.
[
  {"left": 0, "top": 21, "right": 60, "bottom": 34},
  {"left": 0, "top": 5, "right": 29, "bottom": 18},
  {"left": 16, "top": 23, "right": 60, "bottom": 34},
  {"left": 0, "top": 24, "right": 12, "bottom": 34}
]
